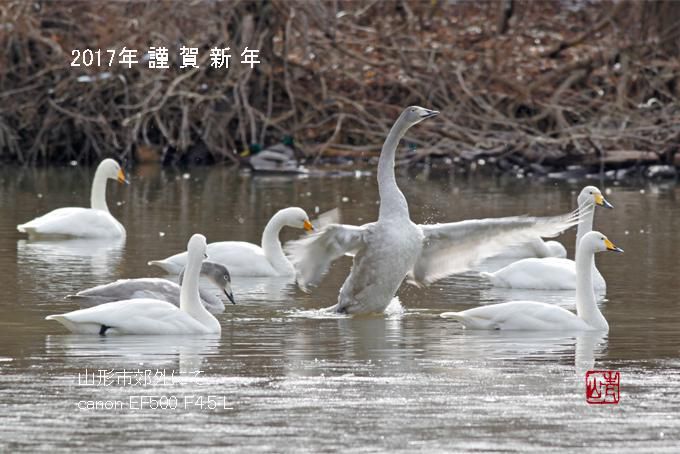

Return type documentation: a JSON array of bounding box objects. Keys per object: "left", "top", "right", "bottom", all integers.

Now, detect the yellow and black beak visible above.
[
  {"left": 117, "top": 168, "right": 130, "bottom": 185},
  {"left": 595, "top": 193, "right": 613, "bottom": 209},
  {"left": 604, "top": 238, "right": 624, "bottom": 253},
  {"left": 303, "top": 219, "right": 314, "bottom": 232}
]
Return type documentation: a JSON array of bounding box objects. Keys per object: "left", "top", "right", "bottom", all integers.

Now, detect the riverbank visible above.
[{"left": 1, "top": 1, "right": 679, "bottom": 172}]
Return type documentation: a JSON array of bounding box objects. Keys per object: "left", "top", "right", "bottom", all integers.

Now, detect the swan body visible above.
[
  {"left": 66, "top": 261, "right": 234, "bottom": 314},
  {"left": 491, "top": 238, "right": 567, "bottom": 260},
  {"left": 17, "top": 159, "right": 128, "bottom": 239},
  {"left": 481, "top": 186, "right": 612, "bottom": 290},
  {"left": 442, "top": 231, "right": 622, "bottom": 330},
  {"left": 47, "top": 234, "right": 221, "bottom": 335},
  {"left": 441, "top": 301, "right": 594, "bottom": 330},
  {"left": 148, "top": 207, "right": 313, "bottom": 277},
  {"left": 482, "top": 257, "right": 605, "bottom": 290},
  {"left": 285, "top": 107, "right": 580, "bottom": 315}
]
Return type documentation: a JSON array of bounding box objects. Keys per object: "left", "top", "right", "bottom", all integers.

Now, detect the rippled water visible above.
[{"left": 1, "top": 164, "right": 678, "bottom": 452}]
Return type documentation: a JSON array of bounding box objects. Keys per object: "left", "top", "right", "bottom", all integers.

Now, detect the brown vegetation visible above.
[{"left": 0, "top": 0, "right": 679, "bottom": 168}]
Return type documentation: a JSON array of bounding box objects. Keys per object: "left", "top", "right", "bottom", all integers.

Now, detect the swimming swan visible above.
[
  {"left": 65, "top": 261, "right": 235, "bottom": 314},
  {"left": 491, "top": 237, "right": 567, "bottom": 260},
  {"left": 480, "top": 186, "right": 612, "bottom": 290},
  {"left": 284, "top": 106, "right": 579, "bottom": 315},
  {"left": 46, "top": 234, "right": 222, "bottom": 335},
  {"left": 17, "top": 159, "right": 128, "bottom": 239},
  {"left": 441, "top": 231, "right": 623, "bottom": 330},
  {"left": 148, "top": 207, "right": 313, "bottom": 277}
]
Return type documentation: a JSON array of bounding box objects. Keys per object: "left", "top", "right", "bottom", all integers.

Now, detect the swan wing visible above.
[
  {"left": 411, "top": 210, "right": 580, "bottom": 285},
  {"left": 68, "top": 279, "right": 182, "bottom": 307},
  {"left": 284, "top": 223, "right": 371, "bottom": 290}
]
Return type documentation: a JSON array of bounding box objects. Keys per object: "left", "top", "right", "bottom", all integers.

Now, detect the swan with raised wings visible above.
[{"left": 285, "top": 106, "right": 579, "bottom": 314}]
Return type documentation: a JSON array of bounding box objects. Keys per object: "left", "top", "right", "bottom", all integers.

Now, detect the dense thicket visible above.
[{"left": 1, "top": 1, "right": 679, "bottom": 167}]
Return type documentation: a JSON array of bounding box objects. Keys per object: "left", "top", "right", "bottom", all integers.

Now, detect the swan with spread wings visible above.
[{"left": 285, "top": 106, "right": 579, "bottom": 314}]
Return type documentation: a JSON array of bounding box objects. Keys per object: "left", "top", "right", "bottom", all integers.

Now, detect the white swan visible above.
[
  {"left": 17, "top": 159, "right": 128, "bottom": 239},
  {"left": 491, "top": 237, "right": 567, "bottom": 260},
  {"left": 65, "top": 261, "right": 235, "bottom": 314},
  {"left": 46, "top": 234, "right": 222, "bottom": 335},
  {"left": 284, "top": 106, "right": 579, "bottom": 315},
  {"left": 481, "top": 186, "right": 612, "bottom": 290},
  {"left": 440, "top": 231, "right": 623, "bottom": 330},
  {"left": 148, "top": 207, "right": 313, "bottom": 277}
]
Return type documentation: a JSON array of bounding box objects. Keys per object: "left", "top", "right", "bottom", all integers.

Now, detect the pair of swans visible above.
[
  {"left": 441, "top": 231, "right": 623, "bottom": 330},
  {"left": 47, "top": 234, "right": 222, "bottom": 335},
  {"left": 285, "top": 106, "right": 580, "bottom": 314},
  {"left": 17, "top": 159, "right": 128, "bottom": 238},
  {"left": 67, "top": 261, "right": 235, "bottom": 314},
  {"left": 481, "top": 186, "right": 612, "bottom": 290}
]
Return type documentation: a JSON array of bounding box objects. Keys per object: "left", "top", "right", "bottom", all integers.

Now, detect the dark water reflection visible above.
[{"left": 0, "top": 164, "right": 678, "bottom": 452}]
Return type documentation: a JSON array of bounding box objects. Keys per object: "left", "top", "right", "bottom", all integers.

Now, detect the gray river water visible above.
[{"left": 0, "top": 164, "right": 678, "bottom": 452}]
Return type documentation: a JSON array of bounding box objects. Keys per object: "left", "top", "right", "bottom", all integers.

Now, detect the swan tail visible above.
[
  {"left": 147, "top": 260, "right": 182, "bottom": 274},
  {"left": 440, "top": 311, "right": 465, "bottom": 321},
  {"left": 440, "top": 312, "right": 496, "bottom": 330},
  {"left": 45, "top": 315, "right": 103, "bottom": 334},
  {"left": 17, "top": 223, "right": 38, "bottom": 237},
  {"left": 479, "top": 271, "right": 504, "bottom": 286}
]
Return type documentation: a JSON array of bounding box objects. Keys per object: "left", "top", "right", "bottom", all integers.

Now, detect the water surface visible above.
[{"left": 1, "top": 164, "right": 678, "bottom": 452}]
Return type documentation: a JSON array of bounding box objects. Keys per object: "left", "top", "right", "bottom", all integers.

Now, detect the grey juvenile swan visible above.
[{"left": 285, "top": 106, "right": 579, "bottom": 314}]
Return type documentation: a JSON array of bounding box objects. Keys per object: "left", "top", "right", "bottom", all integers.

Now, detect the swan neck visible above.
[
  {"left": 575, "top": 246, "right": 608, "bottom": 330},
  {"left": 575, "top": 202, "right": 594, "bottom": 249},
  {"left": 261, "top": 211, "right": 294, "bottom": 274},
  {"left": 529, "top": 237, "right": 551, "bottom": 258},
  {"left": 377, "top": 119, "right": 410, "bottom": 220},
  {"left": 180, "top": 254, "right": 212, "bottom": 322},
  {"left": 90, "top": 166, "right": 110, "bottom": 212}
]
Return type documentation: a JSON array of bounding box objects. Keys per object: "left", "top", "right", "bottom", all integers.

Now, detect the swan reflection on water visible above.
[
  {"left": 17, "top": 238, "right": 125, "bottom": 300},
  {"left": 45, "top": 333, "right": 221, "bottom": 375}
]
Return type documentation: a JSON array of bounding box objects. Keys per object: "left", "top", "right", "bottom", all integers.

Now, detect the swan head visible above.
[
  {"left": 581, "top": 231, "right": 624, "bottom": 254},
  {"left": 187, "top": 233, "right": 208, "bottom": 261},
  {"left": 280, "top": 207, "right": 314, "bottom": 232},
  {"left": 578, "top": 186, "right": 613, "bottom": 209},
  {"left": 180, "top": 261, "right": 235, "bottom": 305},
  {"left": 399, "top": 106, "right": 439, "bottom": 127},
  {"left": 545, "top": 240, "right": 567, "bottom": 258},
  {"left": 99, "top": 158, "right": 129, "bottom": 185}
]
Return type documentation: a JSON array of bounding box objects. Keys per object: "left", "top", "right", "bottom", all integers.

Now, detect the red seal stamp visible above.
[{"left": 585, "top": 370, "right": 620, "bottom": 404}]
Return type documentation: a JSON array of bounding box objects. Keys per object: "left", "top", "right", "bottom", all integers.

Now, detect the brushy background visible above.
[{"left": 1, "top": 0, "right": 679, "bottom": 167}]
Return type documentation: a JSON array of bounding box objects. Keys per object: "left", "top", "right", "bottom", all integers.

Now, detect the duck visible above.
[
  {"left": 65, "top": 261, "right": 235, "bottom": 314},
  {"left": 480, "top": 186, "right": 613, "bottom": 290},
  {"left": 17, "top": 159, "right": 128, "bottom": 239},
  {"left": 284, "top": 106, "right": 580, "bottom": 315},
  {"left": 148, "top": 207, "right": 313, "bottom": 277},
  {"left": 244, "top": 137, "right": 306, "bottom": 174},
  {"left": 440, "top": 231, "right": 623, "bottom": 330},
  {"left": 46, "top": 234, "right": 222, "bottom": 335}
]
